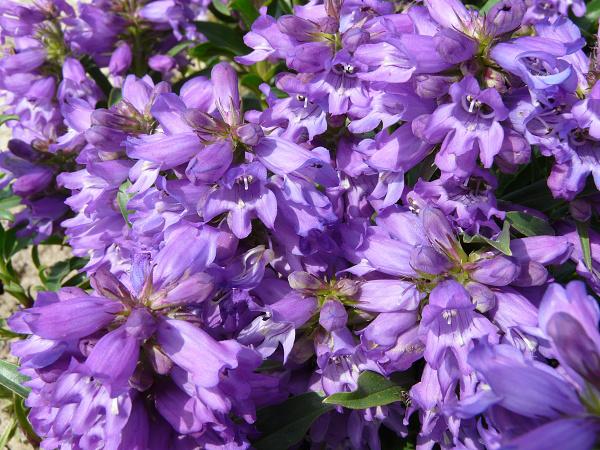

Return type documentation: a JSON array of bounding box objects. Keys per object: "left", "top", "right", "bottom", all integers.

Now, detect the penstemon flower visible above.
[{"left": 0, "top": 0, "right": 598, "bottom": 449}]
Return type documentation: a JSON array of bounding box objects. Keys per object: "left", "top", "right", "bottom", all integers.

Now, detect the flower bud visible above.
[
  {"left": 109, "top": 42, "right": 132, "bottom": 76},
  {"left": 410, "top": 245, "right": 452, "bottom": 275},
  {"left": 570, "top": 199, "right": 592, "bottom": 222},
  {"left": 470, "top": 254, "right": 520, "bottom": 286},
  {"left": 319, "top": 300, "right": 347, "bottom": 331},
  {"left": 485, "top": 0, "right": 525, "bottom": 36},
  {"left": 8, "top": 139, "right": 37, "bottom": 161},
  {"left": 465, "top": 282, "right": 496, "bottom": 313},
  {"left": 148, "top": 54, "right": 176, "bottom": 75},
  {"left": 496, "top": 130, "right": 531, "bottom": 172},
  {"left": 414, "top": 75, "right": 451, "bottom": 98},
  {"left": 433, "top": 28, "right": 476, "bottom": 64},
  {"left": 236, "top": 123, "right": 264, "bottom": 146}
]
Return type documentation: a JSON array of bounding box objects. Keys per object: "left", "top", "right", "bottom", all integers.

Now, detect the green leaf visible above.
[
  {"left": 5, "top": 287, "right": 28, "bottom": 307},
  {"left": 266, "top": 0, "right": 293, "bottom": 17},
  {"left": 167, "top": 40, "right": 194, "bottom": 57},
  {"left": 2, "top": 226, "right": 31, "bottom": 261},
  {"left": 576, "top": 221, "right": 593, "bottom": 272},
  {"left": 31, "top": 245, "right": 41, "bottom": 269},
  {"left": 231, "top": 0, "right": 260, "bottom": 27},
  {"left": 108, "top": 88, "right": 122, "bottom": 107},
  {"left": 0, "top": 114, "right": 19, "bottom": 127},
  {"left": 189, "top": 42, "right": 236, "bottom": 61},
  {"left": 0, "top": 360, "right": 30, "bottom": 399},
  {"left": 211, "top": 0, "right": 232, "bottom": 16},
  {"left": 240, "top": 73, "right": 263, "bottom": 93},
  {"left": 0, "top": 222, "right": 32, "bottom": 261},
  {"left": 40, "top": 256, "right": 87, "bottom": 291},
  {"left": 506, "top": 211, "right": 555, "bottom": 237},
  {"left": 194, "top": 21, "right": 249, "bottom": 55},
  {"left": 13, "top": 395, "right": 40, "bottom": 445},
  {"left": 117, "top": 180, "right": 134, "bottom": 227},
  {"left": 585, "top": 0, "right": 600, "bottom": 22},
  {"left": 253, "top": 392, "right": 333, "bottom": 450},
  {"left": 324, "top": 371, "right": 406, "bottom": 410},
  {"left": 0, "top": 319, "right": 23, "bottom": 339},
  {"left": 463, "top": 221, "right": 512, "bottom": 256},
  {"left": 0, "top": 193, "right": 22, "bottom": 221},
  {"left": 480, "top": 0, "right": 500, "bottom": 13},
  {"left": 0, "top": 384, "right": 13, "bottom": 399},
  {"left": 0, "top": 417, "right": 17, "bottom": 449}
]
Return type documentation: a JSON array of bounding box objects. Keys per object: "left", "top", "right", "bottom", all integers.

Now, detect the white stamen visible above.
[
  {"left": 111, "top": 397, "right": 120, "bottom": 415},
  {"left": 442, "top": 309, "right": 457, "bottom": 325},
  {"left": 468, "top": 98, "right": 476, "bottom": 113}
]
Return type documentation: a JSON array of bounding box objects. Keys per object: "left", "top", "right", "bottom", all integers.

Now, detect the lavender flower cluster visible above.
[{"left": 0, "top": 0, "right": 599, "bottom": 449}]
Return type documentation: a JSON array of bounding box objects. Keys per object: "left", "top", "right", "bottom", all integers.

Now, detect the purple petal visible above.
[
  {"left": 470, "top": 254, "right": 520, "bottom": 286},
  {"left": 357, "top": 280, "right": 422, "bottom": 312},
  {"left": 185, "top": 138, "right": 233, "bottom": 183},
  {"left": 211, "top": 62, "right": 240, "bottom": 126},
  {"left": 506, "top": 418, "right": 600, "bottom": 450},
  {"left": 157, "top": 318, "right": 243, "bottom": 388},
  {"left": 22, "top": 296, "right": 122, "bottom": 341},
  {"left": 126, "top": 133, "right": 201, "bottom": 168}
]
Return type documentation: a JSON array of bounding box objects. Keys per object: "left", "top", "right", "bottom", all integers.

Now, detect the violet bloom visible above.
[
  {"left": 139, "top": 0, "right": 211, "bottom": 41},
  {"left": 464, "top": 339, "right": 599, "bottom": 450},
  {"left": 203, "top": 163, "right": 277, "bottom": 239},
  {"left": 126, "top": 62, "right": 334, "bottom": 190},
  {"left": 237, "top": 1, "right": 406, "bottom": 116},
  {"left": 423, "top": 76, "right": 509, "bottom": 175},
  {"left": 64, "top": 2, "right": 124, "bottom": 65},
  {"left": 0, "top": 1, "right": 105, "bottom": 241},
  {"left": 238, "top": 277, "right": 317, "bottom": 362},
  {"left": 10, "top": 245, "right": 274, "bottom": 449},
  {"left": 57, "top": 58, "right": 103, "bottom": 107},
  {"left": 406, "top": 174, "right": 505, "bottom": 237},
  {"left": 87, "top": 75, "right": 169, "bottom": 154},
  {"left": 58, "top": 159, "right": 133, "bottom": 270},
  {"left": 108, "top": 42, "right": 132, "bottom": 79},
  {"left": 358, "top": 117, "right": 434, "bottom": 209},
  {"left": 420, "top": 280, "right": 498, "bottom": 374},
  {"left": 343, "top": 205, "right": 572, "bottom": 442},
  {"left": 547, "top": 81, "right": 600, "bottom": 199},
  {"left": 491, "top": 23, "right": 583, "bottom": 96},
  {"left": 259, "top": 75, "right": 327, "bottom": 142},
  {"left": 452, "top": 281, "right": 600, "bottom": 450},
  {"left": 523, "top": 0, "right": 586, "bottom": 24}
]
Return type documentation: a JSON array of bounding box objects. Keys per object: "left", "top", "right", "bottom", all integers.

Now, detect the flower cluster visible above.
[{"left": 1, "top": 0, "right": 600, "bottom": 449}]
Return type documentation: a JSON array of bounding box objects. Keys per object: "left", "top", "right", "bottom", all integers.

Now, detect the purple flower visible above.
[
  {"left": 538, "top": 281, "right": 600, "bottom": 390},
  {"left": 203, "top": 163, "right": 277, "bottom": 239},
  {"left": 10, "top": 247, "right": 273, "bottom": 448},
  {"left": 420, "top": 280, "right": 498, "bottom": 372},
  {"left": 546, "top": 82, "right": 600, "bottom": 199},
  {"left": 108, "top": 42, "right": 132, "bottom": 78},
  {"left": 491, "top": 32, "right": 581, "bottom": 95},
  {"left": 464, "top": 338, "right": 600, "bottom": 450},
  {"left": 424, "top": 76, "right": 509, "bottom": 175}
]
